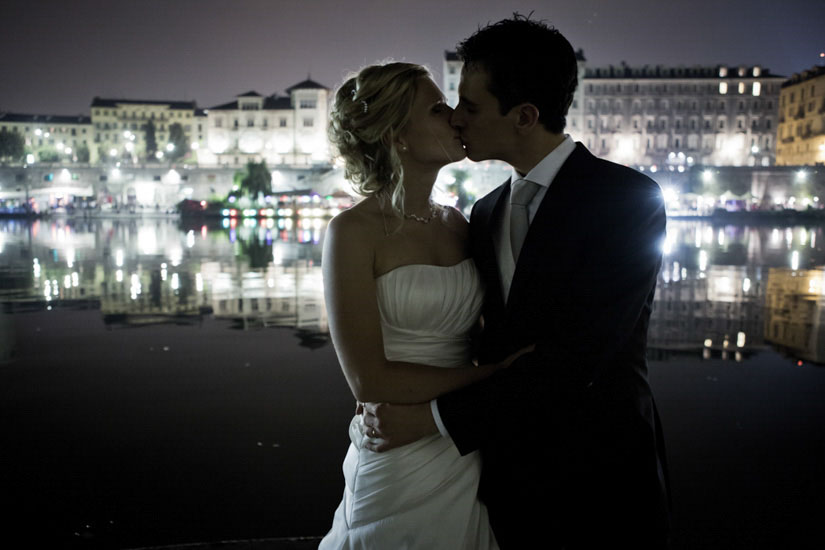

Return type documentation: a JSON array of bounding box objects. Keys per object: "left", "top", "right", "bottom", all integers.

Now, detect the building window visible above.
[
  {"left": 299, "top": 99, "right": 317, "bottom": 109},
  {"left": 752, "top": 82, "right": 761, "bottom": 96},
  {"left": 738, "top": 82, "right": 745, "bottom": 94},
  {"left": 719, "top": 82, "right": 728, "bottom": 94},
  {"left": 247, "top": 119, "right": 254, "bottom": 127},
  {"left": 279, "top": 118, "right": 287, "bottom": 127},
  {"left": 303, "top": 118, "right": 314, "bottom": 128},
  {"left": 215, "top": 118, "right": 222, "bottom": 128}
]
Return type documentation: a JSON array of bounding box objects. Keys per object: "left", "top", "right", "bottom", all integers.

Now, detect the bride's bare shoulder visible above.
[{"left": 327, "top": 198, "right": 382, "bottom": 240}]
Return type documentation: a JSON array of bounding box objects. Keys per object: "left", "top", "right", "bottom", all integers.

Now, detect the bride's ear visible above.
[{"left": 393, "top": 136, "right": 409, "bottom": 154}]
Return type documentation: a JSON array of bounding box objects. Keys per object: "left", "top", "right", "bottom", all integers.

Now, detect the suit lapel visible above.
[
  {"left": 473, "top": 180, "right": 510, "bottom": 317},
  {"left": 505, "top": 144, "right": 589, "bottom": 317}
]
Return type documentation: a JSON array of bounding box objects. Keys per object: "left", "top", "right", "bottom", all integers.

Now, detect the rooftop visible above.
[
  {"left": 0, "top": 112, "right": 91, "bottom": 124},
  {"left": 781, "top": 65, "right": 825, "bottom": 88},
  {"left": 584, "top": 64, "right": 783, "bottom": 80},
  {"left": 91, "top": 97, "right": 197, "bottom": 110}
]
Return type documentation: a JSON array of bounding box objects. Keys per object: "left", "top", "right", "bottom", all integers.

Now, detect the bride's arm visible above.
[{"left": 323, "top": 211, "right": 504, "bottom": 404}]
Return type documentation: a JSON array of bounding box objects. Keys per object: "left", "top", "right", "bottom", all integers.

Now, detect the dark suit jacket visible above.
[{"left": 437, "top": 143, "right": 670, "bottom": 549}]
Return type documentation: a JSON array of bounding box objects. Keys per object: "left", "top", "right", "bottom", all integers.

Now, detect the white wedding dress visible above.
[{"left": 319, "top": 258, "right": 498, "bottom": 549}]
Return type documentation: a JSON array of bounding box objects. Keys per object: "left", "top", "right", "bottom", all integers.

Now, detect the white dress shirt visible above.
[{"left": 430, "top": 136, "right": 577, "bottom": 438}]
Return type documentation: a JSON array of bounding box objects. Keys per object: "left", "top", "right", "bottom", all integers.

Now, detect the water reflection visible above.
[
  {"left": 652, "top": 220, "right": 825, "bottom": 362},
  {"left": 0, "top": 217, "right": 328, "bottom": 345},
  {"left": 4, "top": 217, "right": 825, "bottom": 362}
]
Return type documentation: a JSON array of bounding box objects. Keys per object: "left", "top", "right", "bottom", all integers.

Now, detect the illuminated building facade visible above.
[
  {"left": 578, "top": 64, "right": 784, "bottom": 169},
  {"left": 202, "top": 79, "right": 330, "bottom": 167},
  {"left": 442, "top": 53, "right": 784, "bottom": 170},
  {"left": 776, "top": 65, "right": 825, "bottom": 166},
  {"left": 90, "top": 98, "right": 201, "bottom": 165},
  {"left": 0, "top": 113, "right": 92, "bottom": 163}
]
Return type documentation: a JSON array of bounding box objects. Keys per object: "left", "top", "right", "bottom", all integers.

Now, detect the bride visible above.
[{"left": 319, "top": 62, "right": 522, "bottom": 549}]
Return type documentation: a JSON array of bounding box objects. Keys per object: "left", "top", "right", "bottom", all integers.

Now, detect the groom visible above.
[{"left": 363, "top": 16, "right": 670, "bottom": 548}]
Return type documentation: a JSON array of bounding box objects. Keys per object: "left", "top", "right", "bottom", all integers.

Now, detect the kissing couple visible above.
[{"left": 319, "top": 15, "right": 671, "bottom": 550}]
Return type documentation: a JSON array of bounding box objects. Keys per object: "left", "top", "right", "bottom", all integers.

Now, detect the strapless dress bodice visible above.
[{"left": 375, "top": 258, "right": 484, "bottom": 368}]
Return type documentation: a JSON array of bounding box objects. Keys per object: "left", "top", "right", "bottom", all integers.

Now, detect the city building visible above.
[
  {"left": 441, "top": 52, "right": 784, "bottom": 170},
  {"left": 202, "top": 79, "right": 330, "bottom": 168},
  {"left": 443, "top": 51, "right": 461, "bottom": 108},
  {"left": 90, "top": 97, "right": 200, "bottom": 165},
  {"left": 776, "top": 65, "right": 825, "bottom": 166},
  {"left": 0, "top": 112, "right": 92, "bottom": 163},
  {"left": 578, "top": 64, "right": 783, "bottom": 169}
]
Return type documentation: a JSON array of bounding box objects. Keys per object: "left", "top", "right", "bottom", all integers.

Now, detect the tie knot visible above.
[{"left": 510, "top": 179, "right": 540, "bottom": 207}]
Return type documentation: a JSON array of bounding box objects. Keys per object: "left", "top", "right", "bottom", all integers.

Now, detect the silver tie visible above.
[{"left": 509, "top": 179, "right": 541, "bottom": 262}]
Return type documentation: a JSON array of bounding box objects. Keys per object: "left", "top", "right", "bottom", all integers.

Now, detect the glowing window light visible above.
[
  {"left": 791, "top": 250, "right": 800, "bottom": 270},
  {"left": 752, "top": 82, "right": 761, "bottom": 96},
  {"left": 699, "top": 250, "right": 708, "bottom": 271},
  {"left": 743, "top": 278, "right": 751, "bottom": 292},
  {"left": 719, "top": 82, "right": 728, "bottom": 94}
]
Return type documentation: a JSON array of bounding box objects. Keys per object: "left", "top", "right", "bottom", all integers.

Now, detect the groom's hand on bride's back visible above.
[{"left": 361, "top": 402, "right": 437, "bottom": 452}]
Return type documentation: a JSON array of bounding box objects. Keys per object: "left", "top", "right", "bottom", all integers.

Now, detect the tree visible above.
[
  {"left": 76, "top": 143, "right": 90, "bottom": 163},
  {"left": 168, "top": 123, "right": 188, "bottom": 161},
  {"left": 143, "top": 120, "right": 157, "bottom": 161},
  {"left": 37, "top": 147, "right": 59, "bottom": 163},
  {"left": 0, "top": 129, "right": 25, "bottom": 162},
  {"left": 239, "top": 161, "right": 272, "bottom": 200}
]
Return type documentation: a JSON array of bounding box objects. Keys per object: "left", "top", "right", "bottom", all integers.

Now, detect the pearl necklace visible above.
[{"left": 404, "top": 203, "right": 440, "bottom": 224}]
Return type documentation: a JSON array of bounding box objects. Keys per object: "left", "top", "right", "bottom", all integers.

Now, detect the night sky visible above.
[{"left": 1, "top": 0, "right": 823, "bottom": 116}]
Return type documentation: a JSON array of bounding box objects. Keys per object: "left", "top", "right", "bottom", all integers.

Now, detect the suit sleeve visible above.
[{"left": 438, "top": 174, "right": 666, "bottom": 455}]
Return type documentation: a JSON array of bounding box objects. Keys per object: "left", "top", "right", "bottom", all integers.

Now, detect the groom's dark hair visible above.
[{"left": 456, "top": 13, "right": 578, "bottom": 133}]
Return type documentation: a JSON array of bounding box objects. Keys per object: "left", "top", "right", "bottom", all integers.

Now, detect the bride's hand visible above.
[{"left": 500, "top": 344, "right": 535, "bottom": 368}]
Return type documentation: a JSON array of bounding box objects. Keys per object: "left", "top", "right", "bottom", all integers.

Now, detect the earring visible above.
[{"left": 400, "top": 145, "right": 408, "bottom": 152}]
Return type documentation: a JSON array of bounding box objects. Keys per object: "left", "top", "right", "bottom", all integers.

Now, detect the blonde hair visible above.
[{"left": 328, "top": 62, "right": 430, "bottom": 216}]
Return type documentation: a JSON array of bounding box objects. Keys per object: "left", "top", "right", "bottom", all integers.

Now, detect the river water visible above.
[{"left": 1, "top": 215, "right": 824, "bottom": 548}]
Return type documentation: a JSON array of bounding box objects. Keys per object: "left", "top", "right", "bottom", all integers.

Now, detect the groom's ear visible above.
[{"left": 512, "top": 103, "right": 540, "bottom": 134}]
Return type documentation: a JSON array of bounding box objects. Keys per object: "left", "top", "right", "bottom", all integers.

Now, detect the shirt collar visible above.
[{"left": 510, "top": 135, "right": 576, "bottom": 188}]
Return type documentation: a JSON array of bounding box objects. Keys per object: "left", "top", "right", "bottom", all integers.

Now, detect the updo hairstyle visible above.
[{"left": 328, "top": 62, "right": 430, "bottom": 216}]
